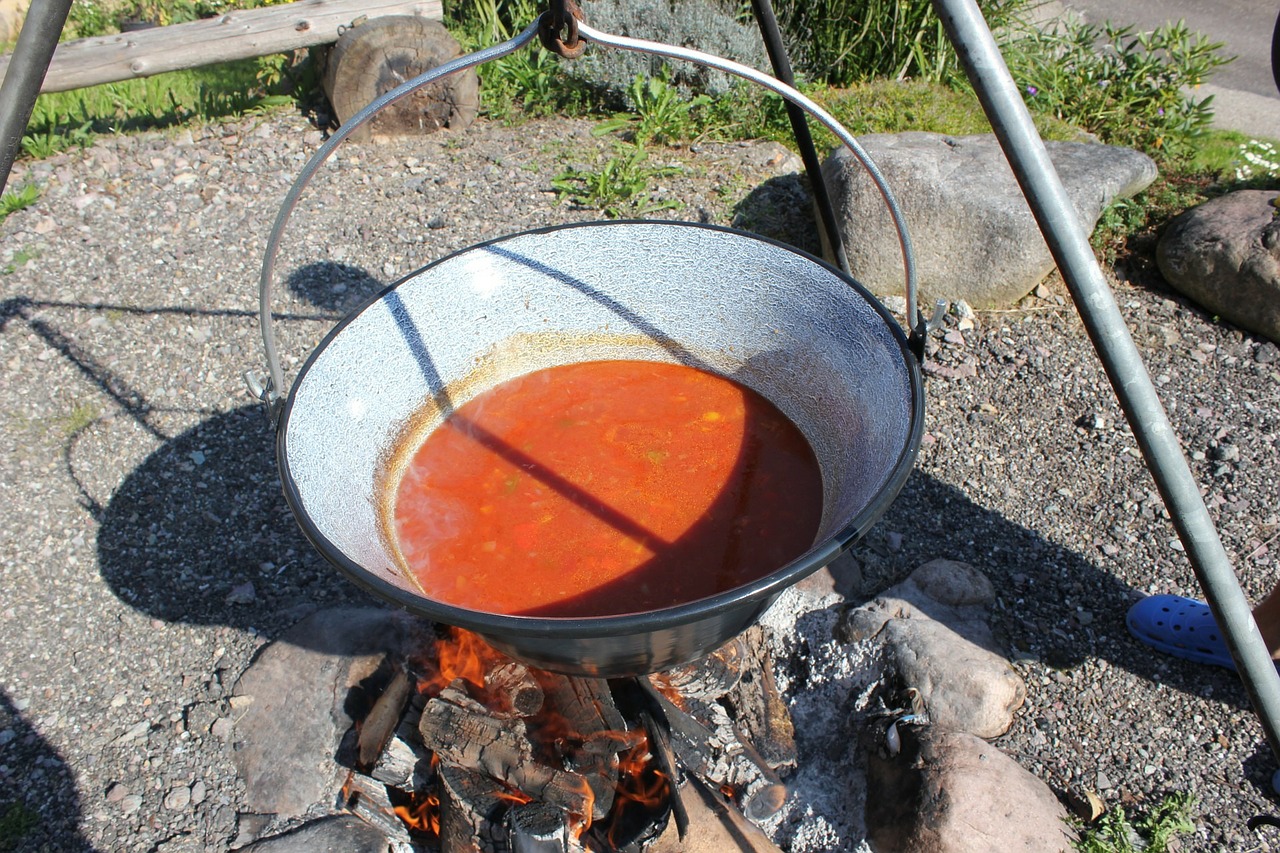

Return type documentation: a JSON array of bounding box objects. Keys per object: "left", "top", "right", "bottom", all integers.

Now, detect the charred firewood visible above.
[
  {"left": 658, "top": 635, "right": 747, "bottom": 702},
  {"left": 725, "top": 633, "right": 796, "bottom": 773},
  {"left": 506, "top": 801, "right": 577, "bottom": 853},
  {"left": 639, "top": 710, "right": 687, "bottom": 840},
  {"left": 438, "top": 762, "right": 514, "bottom": 853},
  {"left": 358, "top": 666, "right": 415, "bottom": 771},
  {"left": 338, "top": 772, "right": 414, "bottom": 846},
  {"left": 419, "top": 694, "right": 595, "bottom": 818},
  {"left": 637, "top": 677, "right": 787, "bottom": 822},
  {"left": 647, "top": 776, "right": 783, "bottom": 853},
  {"left": 370, "top": 731, "right": 432, "bottom": 791},
  {"left": 485, "top": 662, "right": 545, "bottom": 718},
  {"left": 531, "top": 674, "right": 631, "bottom": 819}
]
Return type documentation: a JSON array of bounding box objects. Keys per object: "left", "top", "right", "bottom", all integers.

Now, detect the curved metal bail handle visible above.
[
  {"left": 253, "top": 19, "right": 544, "bottom": 419},
  {"left": 254, "top": 15, "right": 926, "bottom": 420},
  {"left": 573, "top": 21, "right": 923, "bottom": 343}
]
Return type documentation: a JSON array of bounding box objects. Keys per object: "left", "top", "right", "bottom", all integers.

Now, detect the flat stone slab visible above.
[{"left": 231, "top": 607, "right": 430, "bottom": 823}]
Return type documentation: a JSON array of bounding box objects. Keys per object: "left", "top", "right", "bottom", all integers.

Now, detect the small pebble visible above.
[{"left": 164, "top": 786, "right": 191, "bottom": 811}]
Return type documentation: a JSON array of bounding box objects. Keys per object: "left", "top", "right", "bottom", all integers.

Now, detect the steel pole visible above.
[
  {"left": 748, "top": 0, "right": 850, "bottom": 275},
  {"left": 932, "top": 0, "right": 1280, "bottom": 766},
  {"left": 0, "top": 0, "right": 72, "bottom": 196}
]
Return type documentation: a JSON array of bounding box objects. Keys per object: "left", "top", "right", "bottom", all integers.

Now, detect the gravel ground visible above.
[{"left": 1, "top": 108, "right": 1278, "bottom": 852}]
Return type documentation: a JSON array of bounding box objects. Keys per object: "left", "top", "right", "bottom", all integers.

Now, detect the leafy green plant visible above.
[
  {"left": 1073, "top": 792, "right": 1195, "bottom": 853},
  {"left": 594, "top": 75, "right": 712, "bottom": 144},
  {"left": 1090, "top": 171, "right": 1218, "bottom": 263},
  {"left": 1003, "top": 19, "right": 1232, "bottom": 162},
  {"left": 477, "top": 49, "right": 598, "bottom": 122},
  {"left": 0, "top": 184, "right": 40, "bottom": 222},
  {"left": 445, "top": 0, "right": 542, "bottom": 44},
  {"left": 551, "top": 142, "right": 683, "bottom": 218},
  {"left": 64, "top": 0, "right": 116, "bottom": 39}
]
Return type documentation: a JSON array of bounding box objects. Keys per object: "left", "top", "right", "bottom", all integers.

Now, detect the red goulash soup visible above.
[{"left": 392, "top": 360, "right": 822, "bottom": 617}]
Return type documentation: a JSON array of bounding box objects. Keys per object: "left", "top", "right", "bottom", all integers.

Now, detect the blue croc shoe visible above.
[{"left": 1126, "top": 594, "right": 1237, "bottom": 670}]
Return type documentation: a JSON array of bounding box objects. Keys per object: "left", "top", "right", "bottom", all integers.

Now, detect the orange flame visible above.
[
  {"left": 600, "top": 735, "right": 670, "bottom": 847},
  {"left": 392, "top": 791, "right": 441, "bottom": 836},
  {"left": 414, "top": 626, "right": 506, "bottom": 695}
]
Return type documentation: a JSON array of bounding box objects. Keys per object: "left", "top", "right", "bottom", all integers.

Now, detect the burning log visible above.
[
  {"left": 532, "top": 674, "right": 631, "bottom": 820},
  {"left": 506, "top": 801, "right": 576, "bottom": 853},
  {"left": 419, "top": 690, "right": 597, "bottom": 818},
  {"left": 486, "top": 662, "right": 545, "bottom": 717},
  {"left": 339, "top": 772, "right": 415, "bottom": 846},
  {"left": 358, "top": 667, "right": 415, "bottom": 770},
  {"left": 438, "top": 763, "right": 516, "bottom": 853}
]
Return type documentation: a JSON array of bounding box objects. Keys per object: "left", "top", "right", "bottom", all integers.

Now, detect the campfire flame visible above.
[
  {"left": 392, "top": 790, "right": 441, "bottom": 837},
  {"left": 372, "top": 627, "right": 678, "bottom": 847},
  {"left": 605, "top": 735, "right": 670, "bottom": 845},
  {"left": 414, "top": 625, "right": 505, "bottom": 694}
]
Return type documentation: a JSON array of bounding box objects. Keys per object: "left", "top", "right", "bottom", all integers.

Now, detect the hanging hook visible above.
[{"left": 539, "top": 0, "right": 586, "bottom": 59}]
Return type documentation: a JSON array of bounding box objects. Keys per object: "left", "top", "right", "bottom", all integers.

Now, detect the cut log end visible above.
[{"left": 323, "top": 15, "right": 479, "bottom": 142}]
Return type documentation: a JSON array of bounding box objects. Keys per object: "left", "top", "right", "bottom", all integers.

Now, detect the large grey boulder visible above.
[
  {"left": 865, "top": 726, "right": 1076, "bottom": 852},
  {"left": 822, "top": 133, "right": 1157, "bottom": 308},
  {"left": 1156, "top": 189, "right": 1280, "bottom": 344}
]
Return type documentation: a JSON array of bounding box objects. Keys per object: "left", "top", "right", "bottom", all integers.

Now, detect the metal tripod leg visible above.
[
  {"left": 0, "top": 0, "right": 73, "bottom": 196},
  {"left": 932, "top": 0, "right": 1280, "bottom": 770}
]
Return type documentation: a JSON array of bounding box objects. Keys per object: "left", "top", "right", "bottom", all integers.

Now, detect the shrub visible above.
[
  {"left": 562, "top": 0, "right": 769, "bottom": 106},
  {"left": 1002, "top": 19, "right": 1232, "bottom": 162}
]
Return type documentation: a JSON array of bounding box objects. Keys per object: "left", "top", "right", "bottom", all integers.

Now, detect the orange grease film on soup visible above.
[{"left": 392, "top": 360, "right": 822, "bottom": 617}]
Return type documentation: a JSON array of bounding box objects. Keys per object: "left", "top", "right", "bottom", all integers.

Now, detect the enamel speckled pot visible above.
[
  {"left": 274, "top": 221, "right": 923, "bottom": 676},
  {"left": 255, "top": 19, "right": 925, "bottom": 675}
]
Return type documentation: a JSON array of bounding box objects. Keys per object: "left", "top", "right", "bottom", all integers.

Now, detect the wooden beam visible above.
[{"left": 0, "top": 0, "right": 443, "bottom": 95}]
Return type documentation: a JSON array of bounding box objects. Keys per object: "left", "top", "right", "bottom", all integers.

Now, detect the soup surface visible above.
[{"left": 392, "top": 360, "right": 822, "bottom": 617}]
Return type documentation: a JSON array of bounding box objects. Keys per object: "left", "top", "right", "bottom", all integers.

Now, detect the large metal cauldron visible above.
[
  {"left": 274, "top": 222, "right": 922, "bottom": 675},
  {"left": 253, "top": 19, "right": 925, "bottom": 676}
]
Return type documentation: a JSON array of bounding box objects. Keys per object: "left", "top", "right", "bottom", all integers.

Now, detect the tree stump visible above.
[{"left": 323, "top": 15, "right": 479, "bottom": 142}]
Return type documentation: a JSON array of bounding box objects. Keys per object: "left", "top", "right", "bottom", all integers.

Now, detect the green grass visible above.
[
  {"left": 23, "top": 60, "right": 291, "bottom": 159},
  {"left": 1073, "top": 792, "right": 1195, "bottom": 853},
  {"left": 0, "top": 185, "right": 39, "bottom": 223},
  {"left": 56, "top": 402, "right": 102, "bottom": 438},
  {"left": 0, "top": 803, "right": 38, "bottom": 853}
]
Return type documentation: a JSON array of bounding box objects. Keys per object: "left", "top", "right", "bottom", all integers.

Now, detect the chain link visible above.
[{"left": 538, "top": 0, "right": 585, "bottom": 59}]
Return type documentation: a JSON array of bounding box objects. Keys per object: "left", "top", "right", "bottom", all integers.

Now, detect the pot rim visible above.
[{"left": 276, "top": 219, "right": 924, "bottom": 640}]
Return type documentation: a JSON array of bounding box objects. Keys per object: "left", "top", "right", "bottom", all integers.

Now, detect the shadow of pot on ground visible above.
[
  {"left": 0, "top": 690, "right": 96, "bottom": 852},
  {"left": 95, "top": 403, "right": 372, "bottom": 647},
  {"left": 94, "top": 389, "right": 1254, "bottom": 713}
]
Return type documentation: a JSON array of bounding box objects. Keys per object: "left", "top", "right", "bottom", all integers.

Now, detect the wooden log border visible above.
[{"left": 0, "top": 0, "right": 443, "bottom": 94}]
